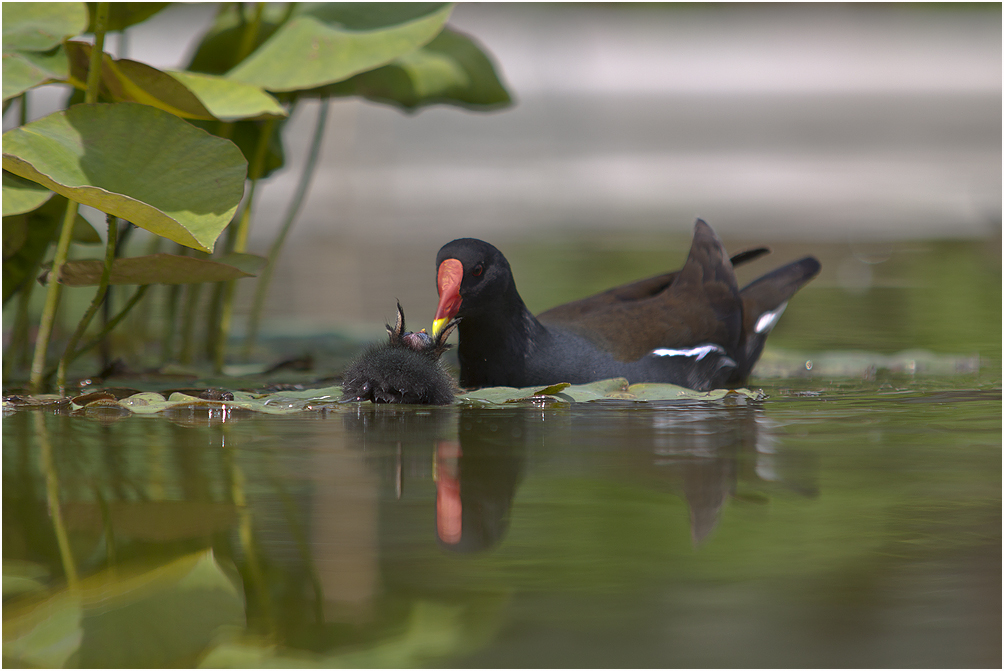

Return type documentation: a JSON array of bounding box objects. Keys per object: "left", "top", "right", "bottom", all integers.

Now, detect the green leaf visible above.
[
  {"left": 1, "top": 2, "right": 88, "bottom": 52},
  {"left": 63, "top": 42, "right": 287, "bottom": 122},
  {"left": 184, "top": 5, "right": 287, "bottom": 76},
  {"left": 2, "top": 45, "right": 70, "bottom": 101},
  {"left": 188, "top": 116, "right": 287, "bottom": 179},
  {"left": 167, "top": 70, "right": 286, "bottom": 121},
  {"left": 87, "top": 2, "right": 171, "bottom": 32},
  {"left": 2, "top": 170, "right": 53, "bottom": 216},
  {"left": 48, "top": 252, "right": 264, "bottom": 287},
  {"left": 2, "top": 102, "right": 247, "bottom": 253},
  {"left": 326, "top": 27, "right": 512, "bottom": 111},
  {"left": 227, "top": 3, "right": 454, "bottom": 92}
]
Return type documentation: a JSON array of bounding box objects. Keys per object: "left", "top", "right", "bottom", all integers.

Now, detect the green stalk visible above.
[
  {"left": 29, "top": 202, "right": 81, "bottom": 394},
  {"left": 213, "top": 118, "right": 275, "bottom": 372},
  {"left": 45, "top": 285, "right": 150, "bottom": 382},
  {"left": 236, "top": 2, "right": 266, "bottom": 64},
  {"left": 56, "top": 214, "right": 118, "bottom": 394},
  {"left": 244, "top": 98, "right": 330, "bottom": 357},
  {"left": 27, "top": 2, "right": 109, "bottom": 394}
]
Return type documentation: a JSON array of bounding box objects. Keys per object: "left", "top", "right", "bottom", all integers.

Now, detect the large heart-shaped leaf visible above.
[
  {"left": 47, "top": 252, "right": 265, "bottom": 287},
  {"left": 227, "top": 3, "right": 453, "bottom": 92},
  {"left": 323, "top": 27, "right": 512, "bottom": 111},
  {"left": 2, "top": 103, "right": 247, "bottom": 253},
  {"left": 1, "top": 2, "right": 88, "bottom": 52}
]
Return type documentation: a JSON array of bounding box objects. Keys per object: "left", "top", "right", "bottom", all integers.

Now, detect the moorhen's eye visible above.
[{"left": 472, "top": 264, "right": 484, "bottom": 278}]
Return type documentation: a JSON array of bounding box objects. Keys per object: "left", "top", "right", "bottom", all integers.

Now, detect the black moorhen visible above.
[
  {"left": 431, "top": 219, "right": 820, "bottom": 391},
  {"left": 342, "top": 303, "right": 460, "bottom": 404}
]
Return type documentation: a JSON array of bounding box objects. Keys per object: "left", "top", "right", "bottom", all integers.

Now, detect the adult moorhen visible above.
[{"left": 431, "top": 219, "right": 820, "bottom": 391}]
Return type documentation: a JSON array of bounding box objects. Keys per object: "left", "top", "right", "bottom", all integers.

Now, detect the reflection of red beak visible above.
[
  {"left": 432, "top": 259, "right": 463, "bottom": 337},
  {"left": 435, "top": 440, "right": 462, "bottom": 544}
]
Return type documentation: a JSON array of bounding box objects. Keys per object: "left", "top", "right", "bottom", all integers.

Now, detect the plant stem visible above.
[
  {"left": 45, "top": 284, "right": 150, "bottom": 383},
  {"left": 56, "top": 214, "right": 118, "bottom": 394},
  {"left": 244, "top": 98, "right": 330, "bottom": 357},
  {"left": 29, "top": 202, "right": 81, "bottom": 394},
  {"left": 236, "top": 2, "right": 266, "bottom": 64},
  {"left": 213, "top": 117, "right": 275, "bottom": 372},
  {"left": 28, "top": 2, "right": 109, "bottom": 394},
  {"left": 84, "top": 3, "right": 110, "bottom": 104}
]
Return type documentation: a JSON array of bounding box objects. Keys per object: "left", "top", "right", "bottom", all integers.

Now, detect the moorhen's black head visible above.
[{"left": 433, "top": 238, "right": 519, "bottom": 337}]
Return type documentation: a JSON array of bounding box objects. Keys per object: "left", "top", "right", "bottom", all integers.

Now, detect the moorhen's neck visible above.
[{"left": 456, "top": 278, "right": 549, "bottom": 388}]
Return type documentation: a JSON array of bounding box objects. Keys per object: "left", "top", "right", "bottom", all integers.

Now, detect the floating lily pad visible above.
[{"left": 2, "top": 103, "right": 247, "bottom": 253}]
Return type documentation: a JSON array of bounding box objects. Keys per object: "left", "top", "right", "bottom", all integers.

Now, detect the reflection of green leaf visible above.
[
  {"left": 200, "top": 596, "right": 505, "bottom": 668},
  {"left": 3, "top": 591, "right": 83, "bottom": 668},
  {"left": 1, "top": 2, "right": 88, "bottom": 51},
  {"left": 3, "top": 560, "right": 50, "bottom": 599},
  {"left": 2, "top": 103, "right": 247, "bottom": 252},
  {"left": 77, "top": 550, "right": 245, "bottom": 668},
  {"left": 48, "top": 253, "right": 264, "bottom": 287},
  {"left": 1, "top": 550, "right": 247, "bottom": 669},
  {"left": 227, "top": 4, "right": 453, "bottom": 92}
]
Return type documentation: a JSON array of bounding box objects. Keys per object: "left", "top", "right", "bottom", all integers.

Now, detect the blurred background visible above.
[{"left": 12, "top": 2, "right": 1002, "bottom": 357}]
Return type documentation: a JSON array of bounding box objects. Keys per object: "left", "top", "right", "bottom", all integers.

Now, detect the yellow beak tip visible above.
[{"left": 432, "top": 317, "right": 449, "bottom": 337}]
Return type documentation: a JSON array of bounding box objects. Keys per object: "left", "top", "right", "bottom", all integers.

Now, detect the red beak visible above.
[{"left": 433, "top": 258, "right": 463, "bottom": 337}]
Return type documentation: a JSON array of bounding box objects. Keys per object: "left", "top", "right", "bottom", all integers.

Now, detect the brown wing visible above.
[{"left": 539, "top": 221, "right": 745, "bottom": 361}]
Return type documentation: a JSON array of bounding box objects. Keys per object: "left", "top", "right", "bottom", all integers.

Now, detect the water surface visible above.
[{"left": 3, "top": 379, "right": 999, "bottom": 667}]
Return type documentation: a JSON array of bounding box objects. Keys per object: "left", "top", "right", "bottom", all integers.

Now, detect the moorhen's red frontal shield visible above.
[{"left": 433, "top": 258, "right": 464, "bottom": 337}]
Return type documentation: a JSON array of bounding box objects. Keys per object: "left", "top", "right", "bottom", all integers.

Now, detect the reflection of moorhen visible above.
[
  {"left": 435, "top": 409, "right": 529, "bottom": 553},
  {"left": 432, "top": 219, "right": 820, "bottom": 391},
  {"left": 342, "top": 303, "right": 460, "bottom": 405}
]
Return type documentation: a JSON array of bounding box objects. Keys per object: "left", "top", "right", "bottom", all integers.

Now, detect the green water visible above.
[{"left": 2, "top": 237, "right": 1001, "bottom": 667}]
